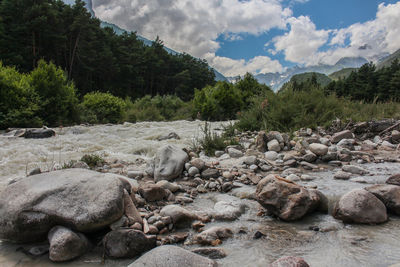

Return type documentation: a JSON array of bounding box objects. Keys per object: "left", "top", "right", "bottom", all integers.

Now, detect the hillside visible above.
[
  {"left": 329, "top": 68, "right": 358, "bottom": 80},
  {"left": 280, "top": 72, "right": 331, "bottom": 92},
  {"left": 377, "top": 49, "right": 400, "bottom": 69}
]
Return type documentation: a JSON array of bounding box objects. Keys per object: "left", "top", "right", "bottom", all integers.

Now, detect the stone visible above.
[
  {"left": 300, "top": 161, "right": 318, "bottom": 170},
  {"left": 286, "top": 174, "right": 300, "bottom": 182},
  {"left": 302, "top": 151, "right": 317, "bottom": 163},
  {"left": 110, "top": 216, "right": 129, "bottom": 230},
  {"left": 128, "top": 245, "right": 217, "bottom": 267},
  {"left": 255, "top": 131, "right": 268, "bottom": 152},
  {"left": 153, "top": 145, "right": 188, "bottom": 182},
  {"left": 23, "top": 128, "right": 56, "bottom": 139},
  {"left": 342, "top": 165, "right": 369, "bottom": 175},
  {"left": 71, "top": 161, "right": 90, "bottom": 169},
  {"left": 192, "top": 247, "right": 227, "bottom": 259},
  {"left": 28, "top": 168, "right": 41, "bottom": 176},
  {"left": 222, "top": 182, "right": 233, "bottom": 192},
  {"left": 139, "top": 183, "right": 167, "bottom": 202},
  {"left": 365, "top": 184, "right": 400, "bottom": 215},
  {"left": 228, "top": 148, "right": 243, "bottom": 158},
  {"left": 267, "top": 139, "right": 281, "bottom": 152},
  {"left": 215, "top": 151, "right": 224, "bottom": 157},
  {"left": 201, "top": 168, "right": 219, "bottom": 179},
  {"left": 333, "top": 189, "right": 387, "bottom": 224},
  {"left": 386, "top": 174, "right": 400, "bottom": 186},
  {"left": 337, "top": 139, "right": 356, "bottom": 150},
  {"left": 392, "top": 130, "right": 400, "bottom": 143},
  {"left": 157, "top": 132, "right": 180, "bottom": 141},
  {"left": 127, "top": 171, "right": 144, "bottom": 179},
  {"left": 123, "top": 190, "right": 142, "bottom": 225},
  {"left": 212, "top": 200, "right": 246, "bottom": 221},
  {"left": 361, "top": 140, "right": 378, "bottom": 150},
  {"left": 331, "top": 130, "right": 354, "bottom": 143},
  {"left": 309, "top": 143, "right": 328, "bottom": 156},
  {"left": 333, "top": 171, "right": 352, "bottom": 180},
  {"left": 242, "top": 156, "right": 258, "bottom": 165},
  {"left": 270, "top": 256, "right": 310, "bottom": 267},
  {"left": 256, "top": 174, "right": 324, "bottom": 221},
  {"left": 48, "top": 226, "right": 89, "bottom": 262},
  {"left": 319, "top": 137, "right": 330, "bottom": 146},
  {"left": 0, "top": 169, "right": 125, "bottom": 243},
  {"left": 191, "top": 158, "right": 206, "bottom": 171},
  {"left": 194, "top": 226, "right": 233, "bottom": 245},
  {"left": 103, "top": 229, "right": 156, "bottom": 258},
  {"left": 160, "top": 205, "right": 200, "bottom": 227},
  {"left": 156, "top": 180, "right": 180, "bottom": 193},
  {"left": 265, "top": 151, "right": 279, "bottom": 161},
  {"left": 188, "top": 166, "right": 200, "bottom": 176}
]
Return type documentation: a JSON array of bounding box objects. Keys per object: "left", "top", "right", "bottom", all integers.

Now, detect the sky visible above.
[{"left": 91, "top": 0, "right": 400, "bottom": 77}]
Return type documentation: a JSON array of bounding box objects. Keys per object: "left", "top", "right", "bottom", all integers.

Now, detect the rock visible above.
[
  {"left": 334, "top": 171, "right": 352, "bottom": 180},
  {"left": 228, "top": 148, "right": 243, "bottom": 158},
  {"left": 342, "top": 165, "right": 369, "bottom": 175},
  {"left": 242, "top": 156, "right": 258, "bottom": 165},
  {"left": 331, "top": 130, "right": 354, "bottom": 143},
  {"left": 0, "top": 169, "right": 125, "bottom": 243},
  {"left": 156, "top": 180, "right": 180, "bottom": 193},
  {"left": 48, "top": 226, "right": 89, "bottom": 262},
  {"left": 160, "top": 205, "right": 200, "bottom": 227},
  {"left": 194, "top": 226, "right": 233, "bottom": 245},
  {"left": 222, "top": 182, "right": 233, "bottom": 192},
  {"left": 308, "top": 143, "right": 328, "bottom": 156},
  {"left": 212, "top": 200, "right": 246, "bottom": 221},
  {"left": 337, "top": 139, "right": 356, "bottom": 150},
  {"left": 267, "top": 139, "right": 281, "bottom": 152},
  {"left": 192, "top": 247, "right": 227, "bottom": 259},
  {"left": 123, "top": 190, "right": 142, "bottom": 224},
  {"left": 265, "top": 151, "right": 278, "bottom": 161},
  {"left": 300, "top": 161, "right": 318, "bottom": 170},
  {"left": 392, "top": 130, "right": 400, "bottom": 143},
  {"left": 127, "top": 171, "right": 144, "bottom": 179},
  {"left": 201, "top": 168, "right": 219, "bottom": 179},
  {"left": 71, "top": 161, "right": 90, "bottom": 169},
  {"left": 110, "top": 215, "right": 129, "bottom": 230},
  {"left": 215, "top": 151, "right": 225, "bottom": 157},
  {"left": 255, "top": 131, "right": 268, "bottom": 152},
  {"left": 333, "top": 189, "right": 387, "bottom": 224},
  {"left": 157, "top": 132, "right": 180, "bottom": 141},
  {"left": 319, "top": 137, "right": 330, "bottom": 146},
  {"left": 256, "top": 174, "right": 323, "bottom": 221},
  {"left": 386, "top": 174, "right": 400, "bottom": 186},
  {"left": 270, "top": 256, "right": 310, "bottom": 267},
  {"left": 361, "top": 140, "right": 378, "bottom": 150},
  {"left": 128, "top": 245, "right": 217, "bottom": 267},
  {"left": 28, "top": 168, "right": 41, "bottom": 176},
  {"left": 103, "top": 229, "right": 156, "bottom": 258},
  {"left": 191, "top": 158, "right": 206, "bottom": 171},
  {"left": 365, "top": 184, "right": 400, "bottom": 215},
  {"left": 286, "top": 174, "right": 300, "bottom": 182},
  {"left": 23, "top": 128, "right": 56, "bottom": 139},
  {"left": 139, "top": 183, "right": 167, "bottom": 202},
  {"left": 153, "top": 145, "right": 188, "bottom": 182},
  {"left": 188, "top": 166, "right": 200, "bottom": 176},
  {"left": 302, "top": 151, "right": 317, "bottom": 163}
]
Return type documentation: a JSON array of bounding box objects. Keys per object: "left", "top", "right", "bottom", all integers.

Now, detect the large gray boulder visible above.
[
  {"left": 308, "top": 143, "right": 328, "bottom": 156},
  {"left": 48, "top": 226, "right": 89, "bottom": 262},
  {"left": 154, "top": 145, "right": 188, "bottom": 182},
  {"left": 333, "top": 189, "right": 387, "bottom": 224},
  {"left": 0, "top": 169, "right": 125, "bottom": 243},
  {"left": 128, "top": 245, "right": 217, "bottom": 267},
  {"left": 365, "top": 184, "right": 400, "bottom": 215},
  {"left": 256, "top": 175, "right": 324, "bottom": 221},
  {"left": 103, "top": 229, "right": 156, "bottom": 258}
]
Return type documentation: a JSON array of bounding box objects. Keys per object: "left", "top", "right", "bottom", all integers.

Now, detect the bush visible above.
[
  {"left": 80, "top": 154, "right": 105, "bottom": 169},
  {"left": 81, "top": 92, "right": 126, "bottom": 123}
]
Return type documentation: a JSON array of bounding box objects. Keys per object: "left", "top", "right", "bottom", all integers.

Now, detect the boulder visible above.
[
  {"left": 23, "top": 128, "right": 56, "bottom": 139},
  {"left": 386, "top": 174, "right": 400, "bottom": 186},
  {"left": 256, "top": 131, "right": 268, "bottom": 152},
  {"left": 160, "top": 205, "right": 200, "bottom": 227},
  {"left": 0, "top": 169, "right": 125, "bottom": 243},
  {"left": 103, "top": 229, "right": 156, "bottom": 258},
  {"left": 331, "top": 130, "right": 354, "bottom": 143},
  {"left": 48, "top": 226, "right": 89, "bottom": 262},
  {"left": 333, "top": 189, "right": 387, "bottom": 224},
  {"left": 157, "top": 132, "right": 180, "bottom": 141},
  {"left": 308, "top": 143, "right": 328, "bottom": 156},
  {"left": 139, "top": 183, "right": 167, "bottom": 202},
  {"left": 128, "top": 245, "right": 217, "bottom": 267},
  {"left": 256, "top": 175, "right": 323, "bottom": 221},
  {"left": 267, "top": 139, "right": 281, "bottom": 152},
  {"left": 270, "top": 256, "right": 309, "bottom": 267},
  {"left": 194, "top": 226, "right": 233, "bottom": 245},
  {"left": 365, "top": 184, "right": 400, "bottom": 215},
  {"left": 342, "top": 165, "right": 369, "bottom": 175},
  {"left": 154, "top": 145, "right": 188, "bottom": 182}
]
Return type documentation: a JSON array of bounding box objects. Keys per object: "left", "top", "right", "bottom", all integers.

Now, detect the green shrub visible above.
[
  {"left": 80, "top": 154, "right": 105, "bottom": 168},
  {"left": 81, "top": 92, "right": 126, "bottom": 123}
]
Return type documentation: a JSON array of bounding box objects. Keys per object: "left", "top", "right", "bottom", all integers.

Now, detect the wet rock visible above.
[
  {"left": 189, "top": 166, "right": 200, "bottom": 176},
  {"left": 103, "top": 229, "right": 156, "bottom": 258},
  {"left": 201, "top": 168, "right": 219, "bottom": 179},
  {"left": 160, "top": 205, "right": 201, "bottom": 227},
  {"left": 386, "top": 174, "right": 400, "bottom": 186},
  {"left": 157, "top": 132, "right": 180, "bottom": 141},
  {"left": 309, "top": 143, "right": 328, "bottom": 156},
  {"left": 0, "top": 169, "right": 125, "bottom": 243},
  {"left": 365, "top": 184, "right": 400, "bottom": 215},
  {"left": 253, "top": 231, "right": 266, "bottom": 239},
  {"left": 192, "top": 247, "right": 227, "bottom": 259},
  {"left": 333, "top": 189, "right": 387, "bottom": 224},
  {"left": 270, "top": 256, "right": 310, "bottom": 267},
  {"left": 212, "top": 200, "right": 246, "bottom": 221},
  {"left": 25, "top": 245, "right": 49, "bottom": 256},
  {"left": 23, "top": 128, "right": 56, "bottom": 139},
  {"left": 302, "top": 151, "right": 317, "bottom": 163},
  {"left": 139, "top": 183, "right": 167, "bottom": 202},
  {"left": 342, "top": 165, "right": 369, "bottom": 175},
  {"left": 331, "top": 130, "right": 353, "bottom": 143},
  {"left": 228, "top": 148, "right": 243, "bottom": 158},
  {"left": 154, "top": 145, "right": 188, "bottom": 182},
  {"left": 334, "top": 171, "right": 352, "bottom": 180},
  {"left": 191, "top": 158, "right": 206, "bottom": 171},
  {"left": 48, "top": 226, "right": 89, "bottom": 262},
  {"left": 194, "top": 226, "right": 233, "bottom": 245},
  {"left": 156, "top": 180, "right": 180, "bottom": 193},
  {"left": 256, "top": 174, "right": 324, "bottom": 221},
  {"left": 128, "top": 245, "right": 217, "bottom": 267},
  {"left": 267, "top": 139, "right": 281, "bottom": 152}
]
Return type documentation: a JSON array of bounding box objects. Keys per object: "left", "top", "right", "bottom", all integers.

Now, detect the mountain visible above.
[
  {"left": 280, "top": 72, "right": 332, "bottom": 92},
  {"left": 62, "top": 0, "right": 227, "bottom": 82},
  {"left": 251, "top": 57, "right": 368, "bottom": 91},
  {"left": 329, "top": 68, "right": 358, "bottom": 81},
  {"left": 377, "top": 48, "right": 400, "bottom": 69}
]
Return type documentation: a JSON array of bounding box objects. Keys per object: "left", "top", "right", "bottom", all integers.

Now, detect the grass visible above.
[{"left": 80, "top": 154, "right": 105, "bottom": 169}]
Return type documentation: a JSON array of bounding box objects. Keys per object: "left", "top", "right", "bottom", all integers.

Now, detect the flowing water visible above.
[{"left": 0, "top": 121, "right": 400, "bottom": 267}]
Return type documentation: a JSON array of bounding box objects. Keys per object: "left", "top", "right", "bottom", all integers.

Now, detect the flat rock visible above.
[
  {"left": 160, "top": 205, "right": 200, "bottom": 227},
  {"left": 334, "top": 171, "right": 352, "bottom": 180},
  {"left": 128, "top": 245, "right": 217, "bottom": 267},
  {"left": 0, "top": 169, "right": 125, "bottom": 243},
  {"left": 212, "top": 200, "right": 246, "bottom": 221},
  {"left": 201, "top": 168, "right": 219, "bottom": 179}
]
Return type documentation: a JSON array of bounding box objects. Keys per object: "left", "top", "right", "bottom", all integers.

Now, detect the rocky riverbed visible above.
[{"left": 0, "top": 120, "right": 400, "bottom": 267}]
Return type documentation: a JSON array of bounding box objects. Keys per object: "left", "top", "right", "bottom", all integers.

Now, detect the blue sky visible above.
[{"left": 92, "top": 0, "right": 400, "bottom": 76}]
